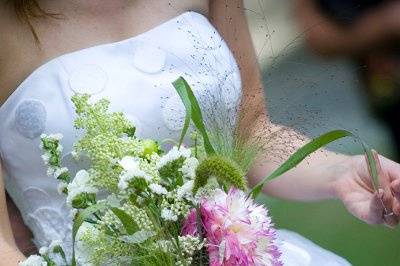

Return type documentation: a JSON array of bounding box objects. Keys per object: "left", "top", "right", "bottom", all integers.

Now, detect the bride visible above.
[{"left": 0, "top": 0, "right": 399, "bottom": 265}]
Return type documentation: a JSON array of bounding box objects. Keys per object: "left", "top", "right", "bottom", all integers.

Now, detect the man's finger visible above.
[
  {"left": 369, "top": 189, "right": 385, "bottom": 224},
  {"left": 384, "top": 213, "right": 399, "bottom": 228},
  {"left": 380, "top": 186, "right": 397, "bottom": 227},
  {"left": 391, "top": 179, "right": 400, "bottom": 202},
  {"left": 392, "top": 198, "right": 400, "bottom": 216}
]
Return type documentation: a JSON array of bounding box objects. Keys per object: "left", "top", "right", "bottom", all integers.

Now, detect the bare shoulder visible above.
[
  {"left": 0, "top": 1, "right": 12, "bottom": 50},
  {"left": 167, "top": 0, "right": 209, "bottom": 16},
  {"left": 0, "top": 1, "right": 28, "bottom": 105},
  {"left": 0, "top": 2, "right": 15, "bottom": 87}
]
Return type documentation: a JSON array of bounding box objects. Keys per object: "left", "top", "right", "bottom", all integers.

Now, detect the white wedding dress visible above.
[{"left": 0, "top": 11, "right": 351, "bottom": 265}]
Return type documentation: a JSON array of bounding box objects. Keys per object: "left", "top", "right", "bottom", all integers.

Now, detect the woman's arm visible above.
[
  {"left": 0, "top": 162, "right": 25, "bottom": 263},
  {"left": 209, "top": 0, "right": 344, "bottom": 201},
  {"left": 209, "top": 0, "right": 400, "bottom": 226}
]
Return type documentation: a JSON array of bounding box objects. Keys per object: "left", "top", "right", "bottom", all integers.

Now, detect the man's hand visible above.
[{"left": 333, "top": 152, "right": 400, "bottom": 227}]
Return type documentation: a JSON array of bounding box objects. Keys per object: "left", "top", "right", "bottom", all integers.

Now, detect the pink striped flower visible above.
[{"left": 182, "top": 188, "right": 281, "bottom": 266}]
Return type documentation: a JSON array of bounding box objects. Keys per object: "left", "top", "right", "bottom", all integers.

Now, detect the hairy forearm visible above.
[{"left": 247, "top": 116, "right": 350, "bottom": 201}]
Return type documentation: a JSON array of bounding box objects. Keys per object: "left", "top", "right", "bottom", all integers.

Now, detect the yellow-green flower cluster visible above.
[{"left": 71, "top": 94, "right": 144, "bottom": 191}]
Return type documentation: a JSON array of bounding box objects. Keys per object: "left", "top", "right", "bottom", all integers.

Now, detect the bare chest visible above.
[{"left": 0, "top": 0, "right": 209, "bottom": 105}]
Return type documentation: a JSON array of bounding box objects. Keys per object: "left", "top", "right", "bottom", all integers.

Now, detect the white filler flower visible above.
[
  {"left": 161, "top": 208, "right": 178, "bottom": 221},
  {"left": 19, "top": 255, "right": 47, "bottom": 266},
  {"left": 149, "top": 183, "right": 168, "bottom": 195},
  {"left": 180, "top": 157, "right": 199, "bottom": 179},
  {"left": 177, "top": 180, "right": 194, "bottom": 200},
  {"left": 66, "top": 170, "right": 98, "bottom": 207},
  {"left": 156, "top": 146, "right": 191, "bottom": 169},
  {"left": 118, "top": 156, "right": 152, "bottom": 190}
]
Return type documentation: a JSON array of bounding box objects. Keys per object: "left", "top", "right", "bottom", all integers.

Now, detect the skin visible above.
[{"left": 1, "top": 0, "right": 400, "bottom": 263}]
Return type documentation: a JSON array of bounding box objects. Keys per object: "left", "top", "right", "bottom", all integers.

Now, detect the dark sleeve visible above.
[{"left": 316, "top": 0, "right": 386, "bottom": 25}]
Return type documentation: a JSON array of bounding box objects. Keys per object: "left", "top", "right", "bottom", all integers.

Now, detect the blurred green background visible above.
[{"left": 245, "top": 1, "right": 400, "bottom": 265}]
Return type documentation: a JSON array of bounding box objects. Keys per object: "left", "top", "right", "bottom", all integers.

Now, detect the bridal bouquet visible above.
[{"left": 21, "top": 77, "right": 380, "bottom": 266}]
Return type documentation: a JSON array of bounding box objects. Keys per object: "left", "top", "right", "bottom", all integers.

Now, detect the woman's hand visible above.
[{"left": 333, "top": 152, "right": 400, "bottom": 227}]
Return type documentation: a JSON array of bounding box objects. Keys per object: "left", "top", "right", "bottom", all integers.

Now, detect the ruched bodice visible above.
[{"left": 0, "top": 11, "right": 350, "bottom": 265}]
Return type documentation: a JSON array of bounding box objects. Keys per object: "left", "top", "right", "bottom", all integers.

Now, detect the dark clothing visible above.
[{"left": 317, "top": 0, "right": 387, "bottom": 25}]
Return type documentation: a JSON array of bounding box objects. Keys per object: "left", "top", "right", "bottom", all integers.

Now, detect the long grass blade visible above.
[
  {"left": 249, "top": 130, "right": 380, "bottom": 198},
  {"left": 173, "top": 77, "right": 215, "bottom": 155},
  {"left": 71, "top": 203, "right": 107, "bottom": 266},
  {"left": 172, "top": 78, "right": 192, "bottom": 148},
  {"left": 110, "top": 207, "right": 139, "bottom": 234}
]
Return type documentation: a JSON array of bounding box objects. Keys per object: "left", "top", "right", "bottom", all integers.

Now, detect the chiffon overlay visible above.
[{"left": 0, "top": 11, "right": 351, "bottom": 265}]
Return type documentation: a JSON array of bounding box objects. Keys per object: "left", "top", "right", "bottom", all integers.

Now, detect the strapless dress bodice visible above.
[{"left": 0, "top": 11, "right": 350, "bottom": 265}]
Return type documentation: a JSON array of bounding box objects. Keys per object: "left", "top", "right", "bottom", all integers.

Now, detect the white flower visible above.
[
  {"left": 136, "top": 196, "right": 144, "bottom": 204},
  {"left": 46, "top": 167, "right": 56, "bottom": 177},
  {"left": 105, "top": 194, "right": 121, "bottom": 207},
  {"left": 71, "top": 150, "right": 79, "bottom": 160},
  {"left": 38, "top": 247, "right": 48, "bottom": 256},
  {"left": 66, "top": 170, "right": 97, "bottom": 207},
  {"left": 70, "top": 208, "right": 78, "bottom": 218},
  {"left": 41, "top": 133, "right": 63, "bottom": 141},
  {"left": 118, "top": 156, "right": 152, "bottom": 190},
  {"left": 57, "top": 182, "right": 68, "bottom": 195},
  {"left": 180, "top": 157, "right": 199, "bottom": 179},
  {"left": 53, "top": 167, "right": 68, "bottom": 179},
  {"left": 119, "top": 156, "right": 141, "bottom": 172},
  {"left": 41, "top": 153, "right": 50, "bottom": 164},
  {"left": 177, "top": 180, "right": 194, "bottom": 199},
  {"left": 149, "top": 183, "right": 168, "bottom": 195},
  {"left": 161, "top": 208, "right": 178, "bottom": 221},
  {"left": 49, "top": 133, "right": 63, "bottom": 140},
  {"left": 56, "top": 144, "right": 63, "bottom": 153},
  {"left": 19, "top": 255, "right": 47, "bottom": 266},
  {"left": 156, "top": 146, "right": 191, "bottom": 169}
]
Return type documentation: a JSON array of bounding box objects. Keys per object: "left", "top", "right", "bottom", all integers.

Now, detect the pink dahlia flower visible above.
[{"left": 182, "top": 188, "right": 281, "bottom": 266}]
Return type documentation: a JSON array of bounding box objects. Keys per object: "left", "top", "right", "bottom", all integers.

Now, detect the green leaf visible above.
[
  {"left": 111, "top": 207, "right": 140, "bottom": 235},
  {"left": 360, "top": 142, "right": 380, "bottom": 190},
  {"left": 173, "top": 78, "right": 192, "bottom": 148},
  {"left": 71, "top": 203, "right": 108, "bottom": 266},
  {"left": 172, "top": 77, "right": 215, "bottom": 155},
  {"left": 119, "top": 230, "right": 155, "bottom": 244},
  {"left": 52, "top": 245, "right": 67, "bottom": 263},
  {"left": 249, "top": 129, "right": 379, "bottom": 198}
]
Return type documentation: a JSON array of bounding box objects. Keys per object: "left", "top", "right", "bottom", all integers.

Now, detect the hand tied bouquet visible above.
[{"left": 21, "top": 77, "right": 380, "bottom": 266}]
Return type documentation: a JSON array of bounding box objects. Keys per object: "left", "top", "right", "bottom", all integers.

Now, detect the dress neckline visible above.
[{"left": 0, "top": 11, "right": 199, "bottom": 114}]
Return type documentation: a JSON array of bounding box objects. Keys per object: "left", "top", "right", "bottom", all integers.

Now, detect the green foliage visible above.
[
  {"left": 71, "top": 94, "right": 143, "bottom": 191},
  {"left": 173, "top": 77, "right": 215, "bottom": 155},
  {"left": 110, "top": 207, "right": 140, "bottom": 235},
  {"left": 41, "top": 135, "right": 62, "bottom": 167},
  {"left": 72, "top": 203, "right": 108, "bottom": 266},
  {"left": 210, "top": 130, "right": 260, "bottom": 174},
  {"left": 158, "top": 157, "right": 186, "bottom": 188},
  {"left": 193, "top": 155, "right": 247, "bottom": 193},
  {"left": 71, "top": 192, "right": 96, "bottom": 209}
]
